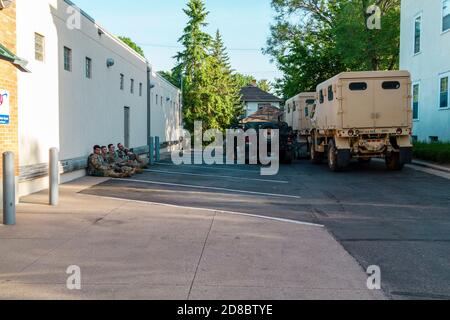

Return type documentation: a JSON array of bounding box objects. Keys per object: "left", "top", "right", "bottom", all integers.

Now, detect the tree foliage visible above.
[
  {"left": 119, "top": 36, "right": 146, "bottom": 58},
  {"left": 265, "top": 0, "right": 401, "bottom": 99},
  {"left": 173, "top": 0, "right": 243, "bottom": 131}
]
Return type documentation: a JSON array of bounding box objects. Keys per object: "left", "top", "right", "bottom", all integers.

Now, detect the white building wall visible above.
[
  {"left": 150, "top": 72, "right": 182, "bottom": 144},
  {"left": 400, "top": 0, "right": 450, "bottom": 142},
  {"left": 15, "top": 0, "right": 181, "bottom": 197}
]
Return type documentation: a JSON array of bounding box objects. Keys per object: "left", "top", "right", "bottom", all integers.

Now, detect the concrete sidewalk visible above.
[{"left": 0, "top": 177, "right": 384, "bottom": 300}]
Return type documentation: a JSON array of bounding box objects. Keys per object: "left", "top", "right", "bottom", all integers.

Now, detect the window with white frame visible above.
[
  {"left": 443, "top": 0, "right": 450, "bottom": 32},
  {"left": 414, "top": 14, "right": 422, "bottom": 54},
  {"left": 35, "top": 33, "right": 45, "bottom": 62},
  {"left": 412, "top": 83, "right": 420, "bottom": 120},
  {"left": 120, "top": 74, "right": 124, "bottom": 90},
  {"left": 63, "top": 46, "right": 72, "bottom": 71},
  {"left": 440, "top": 74, "right": 449, "bottom": 109},
  {"left": 85, "top": 57, "right": 92, "bottom": 79}
]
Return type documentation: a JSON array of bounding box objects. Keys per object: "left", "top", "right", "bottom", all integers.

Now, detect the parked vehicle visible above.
[
  {"left": 243, "top": 121, "right": 295, "bottom": 164},
  {"left": 285, "top": 92, "right": 316, "bottom": 158},
  {"left": 309, "top": 71, "right": 413, "bottom": 172}
]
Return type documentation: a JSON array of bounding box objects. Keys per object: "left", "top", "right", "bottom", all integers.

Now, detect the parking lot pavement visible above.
[
  {"left": 81, "top": 156, "right": 450, "bottom": 300},
  {"left": 0, "top": 177, "right": 383, "bottom": 300}
]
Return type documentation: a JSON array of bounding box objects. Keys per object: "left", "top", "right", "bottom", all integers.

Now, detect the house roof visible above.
[
  {"left": 0, "top": 43, "right": 30, "bottom": 72},
  {"left": 240, "top": 85, "right": 283, "bottom": 103}
]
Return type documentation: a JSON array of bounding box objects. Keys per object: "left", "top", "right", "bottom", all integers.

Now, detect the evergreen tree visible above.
[
  {"left": 173, "top": 0, "right": 212, "bottom": 132},
  {"left": 208, "top": 30, "right": 243, "bottom": 128}
]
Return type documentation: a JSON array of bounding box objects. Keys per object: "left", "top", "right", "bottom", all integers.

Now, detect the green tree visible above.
[
  {"left": 173, "top": 0, "right": 213, "bottom": 131},
  {"left": 208, "top": 30, "right": 243, "bottom": 127},
  {"left": 157, "top": 71, "right": 180, "bottom": 88},
  {"left": 232, "top": 73, "right": 255, "bottom": 88},
  {"left": 265, "top": 0, "right": 400, "bottom": 99},
  {"left": 257, "top": 80, "right": 272, "bottom": 93},
  {"left": 118, "top": 36, "right": 145, "bottom": 58}
]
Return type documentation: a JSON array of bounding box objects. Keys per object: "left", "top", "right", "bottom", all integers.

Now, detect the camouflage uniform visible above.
[
  {"left": 87, "top": 153, "right": 127, "bottom": 178},
  {"left": 116, "top": 149, "right": 145, "bottom": 173},
  {"left": 107, "top": 152, "right": 135, "bottom": 176}
]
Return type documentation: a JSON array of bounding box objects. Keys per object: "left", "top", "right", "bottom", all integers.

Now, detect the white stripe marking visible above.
[
  {"left": 80, "top": 194, "right": 322, "bottom": 228},
  {"left": 114, "top": 178, "right": 301, "bottom": 199},
  {"left": 407, "top": 164, "right": 450, "bottom": 180},
  {"left": 155, "top": 162, "right": 261, "bottom": 173},
  {"left": 143, "top": 169, "right": 289, "bottom": 184}
]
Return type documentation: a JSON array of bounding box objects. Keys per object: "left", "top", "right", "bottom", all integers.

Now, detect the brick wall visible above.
[{"left": 0, "top": 2, "right": 19, "bottom": 177}]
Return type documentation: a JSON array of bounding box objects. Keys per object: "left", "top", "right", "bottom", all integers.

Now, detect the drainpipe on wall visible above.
[{"left": 146, "top": 62, "right": 152, "bottom": 147}]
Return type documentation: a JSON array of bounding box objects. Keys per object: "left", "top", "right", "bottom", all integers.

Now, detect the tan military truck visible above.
[
  {"left": 285, "top": 92, "right": 316, "bottom": 138},
  {"left": 310, "top": 71, "right": 413, "bottom": 171}
]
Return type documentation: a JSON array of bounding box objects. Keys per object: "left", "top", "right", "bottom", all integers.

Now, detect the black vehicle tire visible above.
[
  {"left": 386, "top": 152, "right": 404, "bottom": 171},
  {"left": 328, "top": 140, "right": 344, "bottom": 172}
]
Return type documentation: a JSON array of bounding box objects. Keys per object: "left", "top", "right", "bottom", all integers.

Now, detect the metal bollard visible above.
[
  {"left": 49, "top": 148, "right": 59, "bottom": 206},
  {"left": 155, "top": 136, "right": 160, "bottom": 162},
  {"left": 3, "top": 152, "right": 16, "bottom": 225},
  {"left": 149, "top": 137, "right": 155, "bottom": 165}
]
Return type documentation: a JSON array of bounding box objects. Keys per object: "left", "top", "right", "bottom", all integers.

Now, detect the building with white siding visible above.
[
  {"left": 8, "top": 0, "right": 182, "bottom": 198},
  {"left": 400, "top": 0, "right": 450, "bottom": 142}
]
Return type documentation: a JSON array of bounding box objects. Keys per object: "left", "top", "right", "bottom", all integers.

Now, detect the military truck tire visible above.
[
  {"left": 386, "top": 152, "right": 404, "bottom": 171},
  {"left": 358, "top": 158, "right": 372, "bottom": 164},
  {"left": 328, "top": 140, "right": 345, "bottom": 172}
]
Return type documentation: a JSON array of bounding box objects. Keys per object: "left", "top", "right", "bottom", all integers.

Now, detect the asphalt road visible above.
[{"left": 81, "top": 157, "right": 450, "bottom": 300}]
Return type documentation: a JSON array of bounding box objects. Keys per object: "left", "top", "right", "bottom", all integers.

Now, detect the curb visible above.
[{"left": 411, "top": 160, "right": 450, "bottom": 174}]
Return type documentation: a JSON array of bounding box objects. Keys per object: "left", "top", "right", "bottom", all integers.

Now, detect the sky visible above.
[{"left": 72, "top": 0, "right": 282, "bottom": 82}]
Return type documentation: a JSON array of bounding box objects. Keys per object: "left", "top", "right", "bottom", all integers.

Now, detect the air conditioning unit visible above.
[{"left": 0, "top": 0, "right": 14, "bottom": 10}]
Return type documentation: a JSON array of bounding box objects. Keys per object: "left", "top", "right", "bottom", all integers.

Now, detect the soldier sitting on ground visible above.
[
  {"left": 117, "top": 143, "right": 147, "bottom": 172},
  {"left": 106, "top": 144, "right": 136, "bottom": 176},
  {"left": 87, "top": 145, "right": 132, "bottom": 178}
]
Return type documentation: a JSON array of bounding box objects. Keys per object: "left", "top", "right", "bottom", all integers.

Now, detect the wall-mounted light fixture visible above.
[
  {"left": 0, "top": 0, "right": 14, "bottom": 10},
  {"left": 106, "top": 58, "right": 115, "bottom": 68}
]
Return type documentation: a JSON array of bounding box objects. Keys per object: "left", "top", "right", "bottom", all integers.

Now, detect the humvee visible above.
[{"left": 310, "top": 71, "right": 413, "bottom": 172}]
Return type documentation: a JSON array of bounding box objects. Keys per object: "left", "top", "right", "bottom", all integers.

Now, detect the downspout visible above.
[{"left": 146, "top": 62, "right": 152, "bottom": 146}]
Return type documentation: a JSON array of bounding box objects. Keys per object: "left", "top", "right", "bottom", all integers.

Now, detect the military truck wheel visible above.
[
  {"left": 310, "top": 144, "right": 323, "bottom": 164},
  {"left": 386, "top": 152, "right": 404, "bottom": 171},
  {"left": 328, "top": 140, "right": 344, "bottom": 172}
]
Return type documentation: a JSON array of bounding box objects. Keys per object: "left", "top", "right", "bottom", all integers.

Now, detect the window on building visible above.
[
  {"left": 120, "top": 74, "right": 124, "bottom": 90},
  {"left": 430, "top": 136, "right": 439, "bottom": 143},
  {"left": 328, "top": 86, "right": 334, "bottom": 101},
  {"left": 161, "top": 96, "right": 163, "bottom": 106},
  {"left": 305, "top": 106, "right": 309, "bottom": 118},
  {"left": 293, "top": 101, "right": 297, "bottom": 112},
  {"left": 156, "top": 94, "right": 158, "bottom": 105},
  {"left": 414, "top": 15, "right": 422, "bottom": 54},
  {"left": 443, "top": 0, "right": 450, "bottom": 32},
  {"left": 131, "top": 79, "right": 134, "bottom": 94},
  {"left": 440, "top": 75, "right": 449, "bottom": 109},
  {"left": 35, "top": 33, "right": 45, "bottom": 62},
  {"left": 139, "top": 83, "right": 143, "bottom": 96},
  {"left": 85, "top": 57, "right": 92, "bottom": 79},
  {"left": 412, "top": 83, "right": 420, "bottom": 120},
  {"left": 306, "top": 99, "right": 315, "bottom": 105},
  {"left": 63, "top": 46, "right": 72, "bottom": 72},
  {"left": 319, "top": 90, "right": 324, "bottom": 104}
]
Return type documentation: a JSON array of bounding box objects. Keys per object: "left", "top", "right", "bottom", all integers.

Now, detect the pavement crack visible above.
[{"left": 187, "top": 211, "right": 217, "bottom": 300}]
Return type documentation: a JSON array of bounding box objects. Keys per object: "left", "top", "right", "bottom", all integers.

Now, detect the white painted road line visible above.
[
  {"left": 80, "top": 193, "right": 322, "bottom": 228},
  {"left": 155, "top": 162, "right": 261, "bottom": 173},
  {"left": 407, "top": 164, "right": 450, "bottom": 181},
  {"left": 143, "top": 169, "right": 289, "bottom": 184},
  {"left": 115, "top": 178, "right": 301, "bottom": 199}
]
